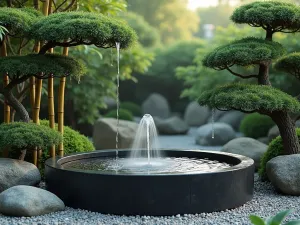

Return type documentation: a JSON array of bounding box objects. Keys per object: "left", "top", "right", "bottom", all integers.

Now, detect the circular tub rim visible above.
[{"left": 45, "top": 149, "right": 254, "bottom": 176}]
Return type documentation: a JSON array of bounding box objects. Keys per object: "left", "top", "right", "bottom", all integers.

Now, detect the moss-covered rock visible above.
[{"left": 259, "top": 128, "right": 300, "bottom": 180}]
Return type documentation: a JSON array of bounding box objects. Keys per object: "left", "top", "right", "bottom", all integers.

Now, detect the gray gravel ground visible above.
[{"left": 1, "top": 174, "right": 300, "bottom": 225}]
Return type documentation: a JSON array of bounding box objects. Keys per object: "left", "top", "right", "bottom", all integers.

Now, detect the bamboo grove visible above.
[{"left": 0, "top": 1, "right": 136, "bottom": 165}]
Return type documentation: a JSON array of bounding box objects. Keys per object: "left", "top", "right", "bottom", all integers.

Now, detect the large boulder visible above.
[
  {"left": 266, "top": 154, "right": 300, "bottom": 195},
  {"left": 214, "top": 109, "right": 227, "bottom": 121},
  {"left": 0, "top": 185, "right": 65, "bottom": 216},
  {"left": 217, "top": 111, "right": 245, "bottom": 131},
  {"left": 0, "top": 158, "right": 40, "bottom": 193},
  {"left": 155, "top": 116, "right": 189, "bottom": 135},
  {"left": 142, "top": 93, "right": 170, "bottom": 119},
  {"left": 184, "top": 102, "right": 210, "bottom": 126},
  {"left": 195, "top": 123, "right": 236, "bottom": 146},
  {"left": 93, "top": 118, "right": 138, "bottom": 149},
  {"left": 268, "top": 121, "right": 300, "bottom": 141},
  {"left": 221, "top": 137, "right": 267, "bottom": 170}
]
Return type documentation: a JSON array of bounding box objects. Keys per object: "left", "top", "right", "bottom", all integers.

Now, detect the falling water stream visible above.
[
  {"left": 115, "top": 42, "right": 120, "bottom": 161},
  {"left": 211, "top": 108, "right": 215, "bottom": 139},
  {"left": 146, "top": 119, "right": 151, "bottom": 165}
]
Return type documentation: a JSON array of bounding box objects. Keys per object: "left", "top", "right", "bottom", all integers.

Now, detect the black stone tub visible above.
[{"left": 45, "top": 149, "right": 254, "bottom": 216}]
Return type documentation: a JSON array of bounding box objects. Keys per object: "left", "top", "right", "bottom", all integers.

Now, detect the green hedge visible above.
[
  {"left": 258, "top": 128, "right": 300, "bottom": 180},
  {"left": 121, "top": 102, "right": 142, "bottom": 117},
  {"left": 240, "top": 113, "right": 274, "bottom": 139},
  {"left": 104, "top": 109, "right": 133, "bottom": 121}
]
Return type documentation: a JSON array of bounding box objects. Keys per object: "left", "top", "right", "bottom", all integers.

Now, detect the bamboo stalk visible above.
[
  {"left": 58, "top": 47, "right": 68, "bottom": 157},
  {"left": 1, "top": 39, "right": 10, "bottom": 157},
  {"left": 48, "top": 47, "right": 55, "bottom": 157},
  {"left": 33, "top": 0, "right": 49, "bottom": 166},
  {"left": 47, "top": 0, "right": 55, "bottom": 158},
  {"left": 30, "top": 41, "right": 40, "bottom": 118},
  {"left": 1, "top": 40, "right": 10, "bottom": 124}
]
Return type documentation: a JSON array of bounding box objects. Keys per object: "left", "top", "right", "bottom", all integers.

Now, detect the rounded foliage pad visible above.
[
  {"left": 198, "top": 83, "right": 300, "bottom": 113},
  {"left": 0, "top": 122, "right": 62, "bottom": 151},
  {"left": 0, "top": 7, "right": 42, "bottom": 36},
  {"left": 202, "top": 37, "right": 284, "bottom": 70},
  {"left": 275, "top": 53, "right": 300, "bottom": 79},
  {"left": 0, "top": 54, "right": 86, "bottom": 80},
  {"left": 30, "top": 11, "right": 137, "bottom": 49},
  {"left": 231, "top": 1, "right": 300, "bottom": 32}
]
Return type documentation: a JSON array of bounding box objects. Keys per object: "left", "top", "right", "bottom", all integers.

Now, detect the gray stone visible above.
[
  {"left": 0, "top": 158, "right": 40, "bottom": 193},
  {"left": 0, "top": 185, "right": 64, "bottom": 217},
  {"left": 268, "top": 121, "right": 300, "bottom": 141},
  {"left": 155, "top": 116, "right": 189, "bottom": 135},
  {"left": 214, "top": 110, "right": 227, "bottom": 120},
  {"left": 103, "top": 97, "right": 116, "bottom": 110},
  {"left": 195, "top": 123, "right": 236, "bottom": 146},
  {"left": 257, "top": 137, "right": 270, "bottom": 145},
  {"left": 142, "top": 93, "right": 170, "bottom": 119},
  {"left": 217, "top": 111, "right": 245, "bottom": 131},
  {"left": 93, "top": 118, "right": 138, "bottom": 149},
  {"left": 267, "top": 154, "right": 300, "bottom": 195},
  {"left": 184, "top": 102, "right": 210, "bottom": 126},
  {"left": 221, "top": 137, "right": 267, "bottom": 170}
]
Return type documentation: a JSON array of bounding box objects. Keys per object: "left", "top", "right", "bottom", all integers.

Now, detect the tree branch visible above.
[
  {"left": 39, "top": 40, "right": 115, "bottom": 54},
  {"left": 226, "top": 67, "right": 258, "bottom": 79},
  {"left": 61, "top": 0, "right": 76, "bottom": 11},
  {"left": 53, "top": 0, "right": 67, "bottom": 12}
]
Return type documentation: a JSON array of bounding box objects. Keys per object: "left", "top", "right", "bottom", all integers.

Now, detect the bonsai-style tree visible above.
[
  {"left": 199, "top": 1, "right": 300, "bottom": 155},
  {"left": 0, "top": 122, "right": 62, "bottom": 160},
  {"left": 0, "top": 54, "right": 85, "bottom": 122},
  {"left": 0, "top": 6, "right": 136, "bottom": 161}
]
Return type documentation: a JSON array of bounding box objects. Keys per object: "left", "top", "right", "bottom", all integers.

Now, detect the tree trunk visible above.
[
  {"left": 265, "top": 29, "right": 273, "bottom": 41},
  {"left": 6, "top": 0, "right": 12, "bottom": 7},
  {"left": 258, "top": 62, "right": 271, "bottom": 85},
  {"left": 271, "top": 111, "right": 300, "bottom": 155},
  {"left": 4, "top": 90, "right": 30, "bottom": 123}
]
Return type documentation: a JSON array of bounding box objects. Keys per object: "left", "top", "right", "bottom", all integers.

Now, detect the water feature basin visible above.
[{"left": 45, "top": 149, "right": 254, "bottom": 216}]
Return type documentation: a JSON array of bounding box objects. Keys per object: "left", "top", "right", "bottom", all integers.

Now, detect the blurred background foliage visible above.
[{"left": 1, "top": 0, "right": 300, "bottom": 136}]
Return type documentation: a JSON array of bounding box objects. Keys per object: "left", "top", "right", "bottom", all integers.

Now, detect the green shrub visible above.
[
  {"left": 104, "top": 109, "right": 133, "bottom": 121},
  {"left": 39, "top": 120, "right": 95, "bottom": 155},
  {"left": 37, "top": 120, "right": 95, "bottom": 177},
  {"left": 250, "top": 209, "right": 300, "bottom": 225},
  {"left": 121, "top": 102, "right": 142, "bottom": 116},
  {"left": 240, "top": 113, "right": 275, "bottom": 139},
  {"left": 0, "top": 122, "right": 62, "bottom": 158},
  {"left": 258, "top": 128, "right": 300, "bottom": 180}
]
